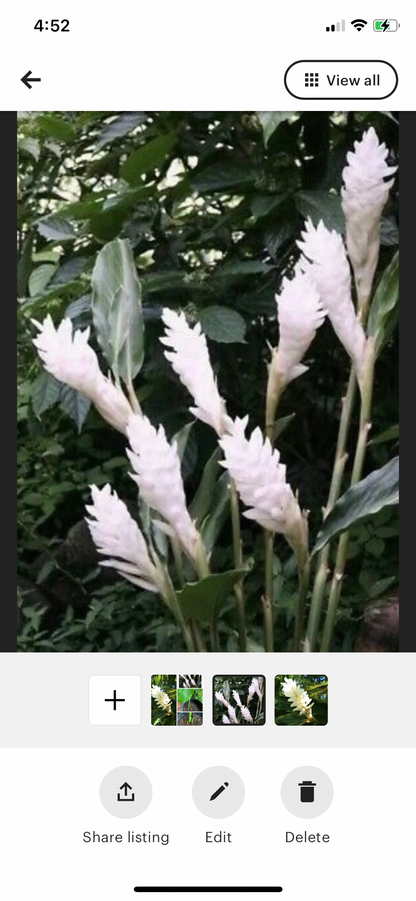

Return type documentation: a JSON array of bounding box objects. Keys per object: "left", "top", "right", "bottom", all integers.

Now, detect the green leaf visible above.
[
  {"left": 313, "top": 457, "right": 399, "bottom": 554},
  {"left": 191, "top": 160, "right": 259, "bottom": 192},
  {"left": 257, "top": 112, "right": 294, "bottom": 145},
  {"left": 19, "top": 137, "right": 40, "bottom": 161},
  {"left": 173, "top": 421, "right": 197, "bottom": 480},
  {"left": 273, "top": 413, "right": 296, "bottom": 441},
  {"left": 17, "top": 231, "right": 34, "bottom": 297},
  {"left": 37, "top": 114, "right": 75, "bottom": 142},
  {"left": 96, "top": 112, "right": 147, "bottom": 148},
  {"left": 32, "top": 371, "right": 61, "bottom": 417},
  {"left": 295, "top": 191, "right": 344, "bottom": 232},
  {"left": 37, "top": 215, "right": 76, "bottom": 242},
  {"left": 28, "top": 264, "right": 57, "bottom": 297},
  {"left": 215, "top": 260, "right": 270, "bottom": 277},
  {"left": 173, "top": 421, "right": 194, "bottom": 462},
  {"left": 177, "top": 688, "right": 194, "bottom": 704},
  {"left": 366, "top": 536, "right": 385, "bottom": 558},
  {"left": 275, "top": 714, "right": 303, "bottom": 725},
  {"left": 190, "top": 446, "right": 223, "bottom": 525},
  {"left": 200, "top": 471, "right": 231, "bottom": 553},
  {"left": 368, "top": 252, "right": 399, "bottom": 354},
  {"left": 370, "top": 424, "right": 399, "bottom": 446},
  {"left": 198, "top": 306, "right": 246, "bottom": 343},
  {"left": 250, "top": 194, "right": 286, "bottom": 219},
  {"left": 120, "top": 133, "right": 177, "bottom": 185},
  {"left": 60, "top": 385, "right": 91, "bottom": 432},
  {"left": 265, "top": 221, "right": 296, "bottom": 260},
  {"left": 91, "top": 238, "right": 144, "bottom": 383},
  {"left": 176, "top": 568, "right": 247, "bottom": 624}
]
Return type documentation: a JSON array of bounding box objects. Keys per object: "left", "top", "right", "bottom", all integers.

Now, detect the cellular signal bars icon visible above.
[{"left": 326, "top": 20, "right": 345, "bottom": 31}]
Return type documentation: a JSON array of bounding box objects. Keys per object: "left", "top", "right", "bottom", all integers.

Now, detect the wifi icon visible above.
[{"left": 351, "top": 18, "right": 368, "bottom": 31}]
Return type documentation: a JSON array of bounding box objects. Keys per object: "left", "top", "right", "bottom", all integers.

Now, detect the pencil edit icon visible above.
[{"left": 210, "top": 782, "right": 229, "bottom": 801}]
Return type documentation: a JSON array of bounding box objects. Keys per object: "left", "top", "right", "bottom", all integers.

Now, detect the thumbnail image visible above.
[
  {"left": 151, "top": 675, "right": 177, "bottom": 726},
  {"left": 17, "top": 112, "right": 398, "bottom": 655},
  {"left": 177, "top": 675, "right": 203, "bottom": 726},
  {"left": 213, "top": 675, "right": 265, "bottom": 725},
  {"left": 275, "top": 675, "right": 328, "bottom": 725},
  {"left": 151, "top": 674, "right": 203, "bottom": 725},
  {"left": 179, "top": 674, "right": 202, "bottom": 688}
]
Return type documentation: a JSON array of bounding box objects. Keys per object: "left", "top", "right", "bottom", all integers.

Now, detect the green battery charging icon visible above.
[{"left": 373, "top": 19, "right": 400, "bottom": 31}]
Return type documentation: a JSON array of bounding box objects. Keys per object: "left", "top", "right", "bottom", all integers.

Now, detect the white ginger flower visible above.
[
  {"left": 342, "top": 127, "right": 397, "bottom": 303},
  {"left": 232, "top": 690, "right": 243, "bottom": 708},
  {"left": 281, "top": 678, "right": 313, "bottom": 716},
  {"left": 151, "top": 684, "right": 172, "bottom": 714},
  {"left": 226, "top": 705, "right": 239, "bottom": 724},
  {"left": 271, "top": 270, "right": 325, "bottom": 387},
  {"left": 220, "top": 417, "right": 308, "bottom": 566},
  {"left": 248, "top": 677, "right": 262, "bottom": 703},
  {"left": 240, "top": 706, "right": 254, "bottom": 723},
  {"left": 127, "top": 414, "right": 200, "bottom": 561},
  {"left": 86, "top": 484, "right": 161, "bottom": 594},
  {"left": 281, "top": 677, "right": 298, "bottom": 696},
  {"left": 161, "top": 308, "right": 232, "bottom": 436},
  {"left": 215, "top": 691, "right": 228, "bottom": 707},
  {"left": 222, "top": 714, "right": 231, "bottom": 725},
  {"left": 32, "top": 315, "right": 133, "bottom": 433},
  {"left": 297, "top": 220, "right": 367, "bottom": 381}
]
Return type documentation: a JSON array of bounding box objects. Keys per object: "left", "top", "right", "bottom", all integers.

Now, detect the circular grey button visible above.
[
  {"left": 192, "top": 766, "right": 245, "bottom": 818},
  {"left": 281, "top": 766, "right": 334, "bottom": 818},
  {"left": 99, "top": 766, "right": 152, "bottom": 818}
]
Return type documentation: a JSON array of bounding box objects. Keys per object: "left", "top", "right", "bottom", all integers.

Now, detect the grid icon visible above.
[{"left": 304, "top": 72, "right": 319, "bottom": 88}]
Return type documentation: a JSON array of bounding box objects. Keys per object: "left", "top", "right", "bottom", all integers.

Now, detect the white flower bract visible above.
[
  {"left": 220, "top": 417, "right": 308, "bottom": 563},
  {"left": 281, "top": 677, "right": 313, "bottom": 716},
  {"left": 240, "top": 706, "right": 254, "bottom": 723},
  {"left": 151, "top": 684, "right": 172, "bottom": 713},
  {"left": 342, "top": 127, "right": 397, "bottom": 302},
  {"left": 85, "top": 484, "right": 161, "bottom": 593},
  {"left": 215, "top": 691, "right": 227, "bottom": 706},
  {"left": 249, "top": 677, "right": 262, "bottom": 703},
  {"left": 272, "top": 270, "right": 325, "bottom": 386},
  {"left": 297, "top": 219, "right": 367, "bottom": 381},
  {"left": 161, "top": 308, "right": 231, "bottom": 436},
  {"left": 32, "top": 315, "right": 133, "bottom": 433},
  {"left": 227, "top": 705, "right": 239, "bottom": 724},
  {"left": 127, "top": 414, "right": 200, "bottom": 561},
  {"left": 222, "top": 714, "right": 231, "bottom": 724}
]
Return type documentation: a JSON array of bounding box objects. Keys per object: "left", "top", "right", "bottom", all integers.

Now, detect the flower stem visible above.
[
  {"left": 194, "top": 538, "right": 217, "bottom": 651},
  {"left": 171, "top": 536, "right": 185, "bottom": 586},
  {"left": 160, "top": 566, "right": 197, "bottom": 652},
  {"left": 230, "top": 480, "right": 247, "bottom": 652},
  {"left": 262, "top": 362, "right": 284, "bottom": 653},
  {"left": 126, "top": 379, "right": 141, "bottom": 414},
  {"left": 261, "top": 586, "right": 274, "bottom": 653},
  {"left": 321, "top": 339, "right": 376, "bottom": 651},
  {"left": 306, "top": 368, "right": 357, "bottom": 650},
  {"left": 294, "top": 557, "right": 311, "bottom": 651}
]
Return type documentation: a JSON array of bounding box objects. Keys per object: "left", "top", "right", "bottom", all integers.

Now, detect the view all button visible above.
[{"left": 284, "top": 60, "right": 398, "bottom": 99}]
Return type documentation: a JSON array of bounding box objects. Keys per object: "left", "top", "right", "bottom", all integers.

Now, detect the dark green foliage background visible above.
[{"left": 17, "top": 111, "right": 399, "bottom": 652}]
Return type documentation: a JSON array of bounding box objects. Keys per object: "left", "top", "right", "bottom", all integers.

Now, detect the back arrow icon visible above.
[{"left": 21, "top": 71, "right": 41, "bottom": 89}]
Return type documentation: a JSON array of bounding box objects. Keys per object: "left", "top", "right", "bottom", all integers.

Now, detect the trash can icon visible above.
[{"left": 299, "top": 780, "right": 316, "bottom": 802}]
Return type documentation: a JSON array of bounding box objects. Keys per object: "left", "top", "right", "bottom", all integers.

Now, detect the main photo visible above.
[{"left": 17, "top": 111, "right": 399, "bottom": 653}]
